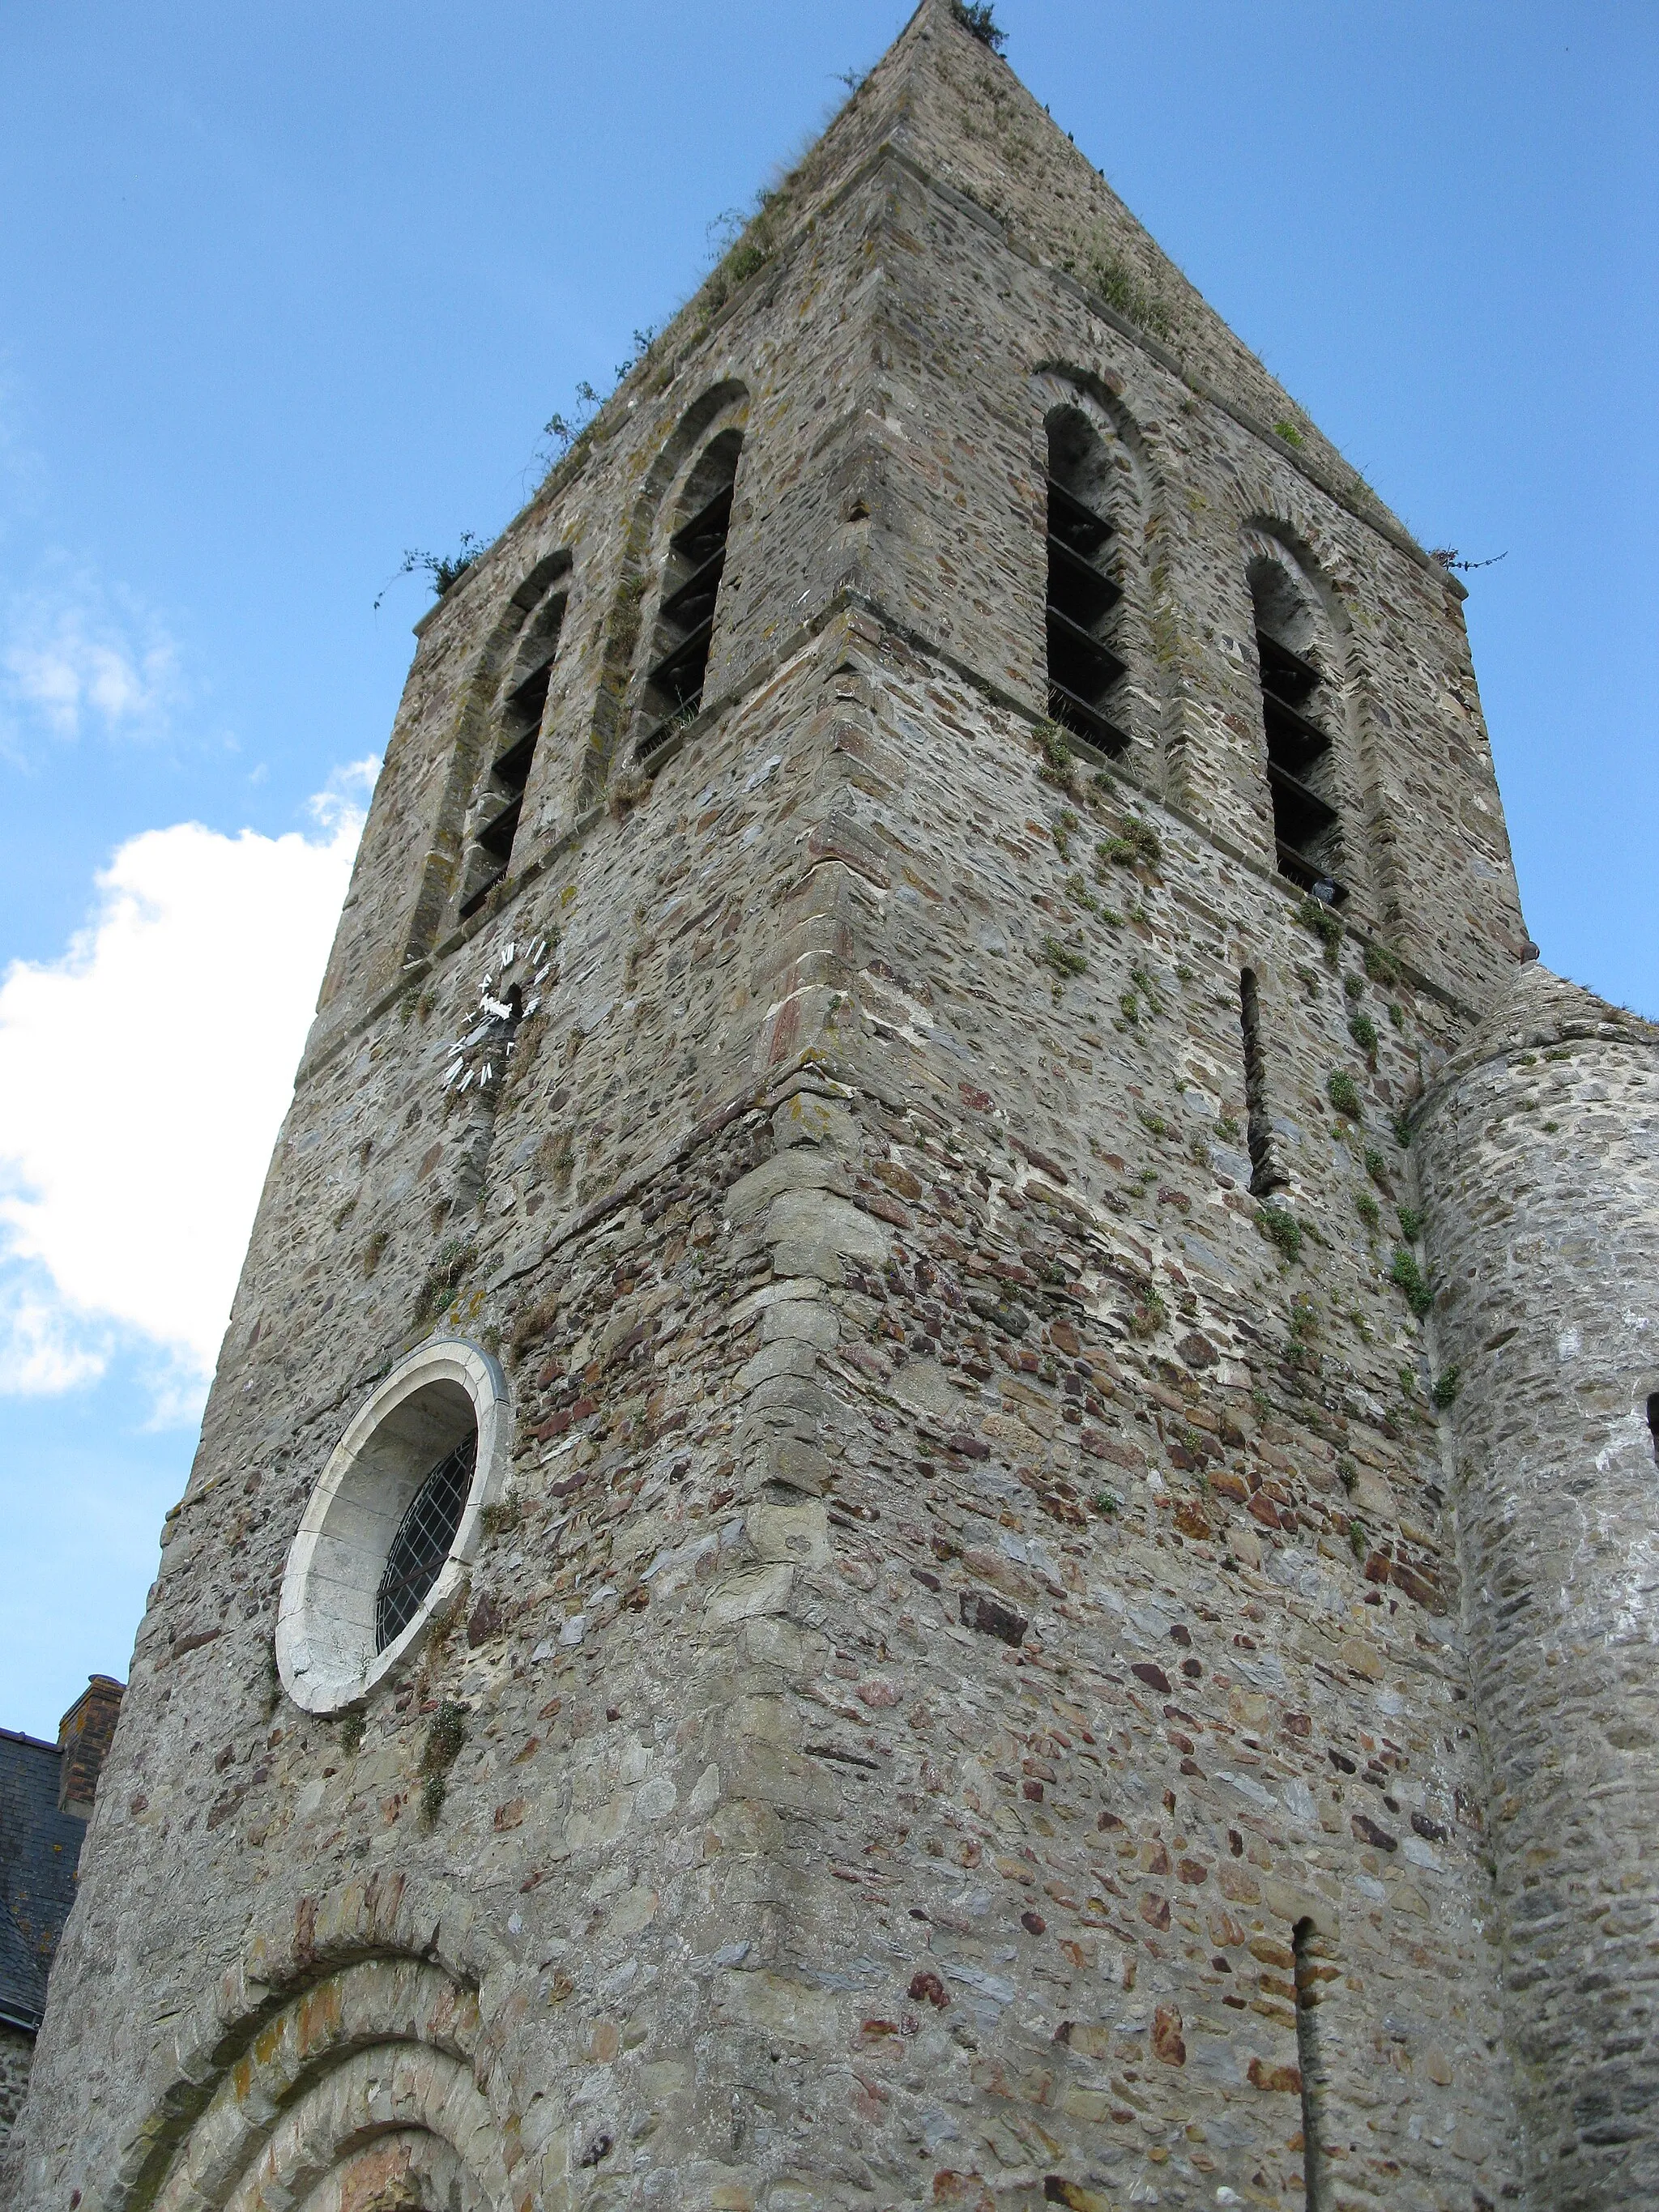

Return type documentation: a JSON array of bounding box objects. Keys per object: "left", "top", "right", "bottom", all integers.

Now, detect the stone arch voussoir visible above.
[
  {"left": 1239, "top": 511, "right": 1354, "bottom": 637},
  {"left": 264, "top": 2130, "right": 471, "bottom": 2212},
  {"left": 1030, "top": 359, "right": 1162, "bottom": 494},
  {"left": 103, "top": 1874, "right": 522, "bottom": 2212},
  {"left": 219, "top": 2048, "right": 505, "bottom": 2212}
]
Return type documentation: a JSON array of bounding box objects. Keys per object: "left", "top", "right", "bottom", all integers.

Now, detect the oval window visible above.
[{"left": 275, "top": 1340, "right": 509, "bottom": 1714}]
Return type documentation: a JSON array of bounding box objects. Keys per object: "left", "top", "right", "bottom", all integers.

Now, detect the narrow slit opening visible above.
[
  {"left": 1240, "top": 968, "right": 1284, "bottom": 1196},
  {"left": 1647, "top": 1392, "right": 1659, "bottom": 1464},
  {"left": 458, "top": 584, "right": 566, "bottom": 917},
  {"left": 1293, "top": 1918, "right": 1328, "bottom": 2212}
]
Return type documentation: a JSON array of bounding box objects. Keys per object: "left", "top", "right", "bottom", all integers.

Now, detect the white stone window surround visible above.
[{"left": 275, "top": 1338, "right": 510, "bottom": 1715}]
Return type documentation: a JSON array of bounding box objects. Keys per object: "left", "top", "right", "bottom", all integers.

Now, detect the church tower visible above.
[{"left": 11, "top": 6, "right": 1652, "bottom": 2209}]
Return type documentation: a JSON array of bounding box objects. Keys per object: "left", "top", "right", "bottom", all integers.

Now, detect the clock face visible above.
[{"left": 438, "top": 933, "right": 555, "bottom": 1099}]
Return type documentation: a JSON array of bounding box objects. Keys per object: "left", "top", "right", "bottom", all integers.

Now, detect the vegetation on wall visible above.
[
  {"left": 374, "top": 532, "right": 487, "bottom": 609},
  {"left": 1084, "top": 249, "right": 1174, "bottom": 343},
  {"left": 953, "top": 2, "right": 1007, "bottom": 54}
]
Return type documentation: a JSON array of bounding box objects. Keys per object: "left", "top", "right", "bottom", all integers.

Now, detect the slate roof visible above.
[{"left": 0, "top": 1728, "right": 86, "bottom": 2033}]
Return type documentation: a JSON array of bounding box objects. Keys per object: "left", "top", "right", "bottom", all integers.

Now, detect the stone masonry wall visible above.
[
  {"left": 1417, "top": 967, "right": 1659, "bottom": 2211},
  {"left": 840, "top": 155, "right": 1524, "bottom": 1000},
  {"left": 12, "top": 614, "right": 1524, "bottom": 2211},
  {"left": 7, "top": 7, "right": 1558, "bottom": 2210},
  {"left": 0, "top": 2031, "right": 31, "bottom": 2153}
]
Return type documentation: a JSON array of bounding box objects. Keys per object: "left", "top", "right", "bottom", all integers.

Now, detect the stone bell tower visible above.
[{"left": 14, "top": 4, "right": 1645, "bottom": 2209}]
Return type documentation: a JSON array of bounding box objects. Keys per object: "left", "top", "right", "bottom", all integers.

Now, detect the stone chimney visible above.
[{"left": 56, "top": 1676, "right": 125, "bottom": 1819}]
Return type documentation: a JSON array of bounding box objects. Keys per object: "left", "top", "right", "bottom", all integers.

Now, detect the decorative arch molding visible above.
[
  {"left": 1239, "top": 514, "right": 1355, "bottom": 642},
  {"left": 1225, "top": 450, "right": 1363, "bottom": 591},
  {"left": 154, "top": 1970, "right": 499, "bottom": 2212},
  {"left": 97, "top": 1874, "right": 522, "bottom": 2212},
  {"left": 405, "top": 547, "right": 574, "bottom": 958},
  {"left": 1030, "top": 360, "right": 1159, "bottom": 490},
  {"left": 246, "top": 2128, "right": 476, "bottom": 2212},
  {"left": 578, "top": 377, "right": 751, "bottom": 807}
]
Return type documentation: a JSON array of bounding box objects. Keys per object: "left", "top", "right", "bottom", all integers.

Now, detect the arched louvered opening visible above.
[
  {"left": 459, "top": 576, "right": 567, "bottom": 918},
  {"left": 637, "top": 427, "right": 742, "bottom": 763},
  {"left": 1249, "top": 552, "right": 1346, "bottom": 903},
  {"left": 1044, "top": 405, "right": 1128, "bottom": 757}
]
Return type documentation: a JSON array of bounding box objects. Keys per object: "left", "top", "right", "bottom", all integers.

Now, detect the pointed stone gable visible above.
[{"left": 682, "top": 0, "right": 1418, "bottom": 555}]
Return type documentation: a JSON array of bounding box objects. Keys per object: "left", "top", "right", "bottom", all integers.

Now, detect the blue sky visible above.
[{"left": 0, "top": 0, "right": 1653, "bottom": 1739}]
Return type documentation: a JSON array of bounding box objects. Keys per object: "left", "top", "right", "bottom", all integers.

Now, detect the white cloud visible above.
[
  {"left": 2, "top": 584, "right": 181, "bottom": 749},
  {"left": 0, "top": 765, "right": 376, "bottom": 1414},
  {"left": 309, "top": 757, "right": 382, "bottom": 834},
  {"left": 0, "top": 1274, "right": 107, "bottom": 1396}
]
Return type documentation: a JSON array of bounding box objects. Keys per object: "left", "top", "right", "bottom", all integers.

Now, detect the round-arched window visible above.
[{"left": 275, "top": 1339, "right": 509, "bottom": 1714}]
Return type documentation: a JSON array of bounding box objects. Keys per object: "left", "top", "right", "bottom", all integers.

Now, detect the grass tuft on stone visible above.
[
  {"left": 1128, "top": 1282, "right": 1167, "bottom": 1339},
  {"left": 1034, "top": 719, "right": 1076, "bottom": 791},
  {"left": 1256, "top": 1206, "right": 1303, "bottom": 1264},
  {"left": 1294, "top": 894, "right": 1343, "bottom": 965},
  {"left": 419, "top": 1701, "right": 468, "bottom": 1827},
  {"left": 1097, "top": 817, "right": 1162, "bottom": 870},
  {"left": 1040, "top": 936, "right": 1089, "bottom": 987},
  {"left": 1363, "top": 940, "right": 1401, "bottom": 987},
  {"left": 416, "top": 1237, "right": 477, "bottom": 1325},
  {"left": 1390, "top": 1247, "right": 1435, "bottom": 1318},
  {"left": 1327, "top": 1071, "right": 1363, "bottom": 1120},
  {"left": 1085, "top": 250, "right": 1174, "bottom": 343}
]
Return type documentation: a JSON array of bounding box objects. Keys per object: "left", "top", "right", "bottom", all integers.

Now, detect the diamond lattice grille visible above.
[{"left": 374, "top": 1434, "right": 476, "bottom": 1651}]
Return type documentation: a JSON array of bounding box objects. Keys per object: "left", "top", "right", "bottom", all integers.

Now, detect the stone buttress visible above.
[
  {"left": 7, "top": 6, "right": 1634, "bottom": 2211},
  {"left": 1415, "top": 965, "right": 1659, "bottom": 2211}
]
